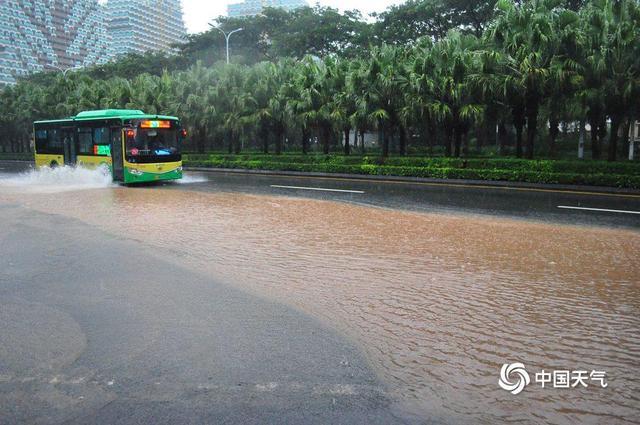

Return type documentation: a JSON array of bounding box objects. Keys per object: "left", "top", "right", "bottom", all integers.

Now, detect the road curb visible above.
[{"left": 184, "top": 166, "right": 640, "bottom": 196}]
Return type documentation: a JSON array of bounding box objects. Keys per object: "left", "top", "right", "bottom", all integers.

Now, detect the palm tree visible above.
[
  {"left": 427, "top": 32, "right": 483, "bottom": 157},
  {"left": 546, "top": 8, "right": 582, "bottom": 157},
  {"left": 591, "top": 0, "right": 640, "bottom": 161},
  {"left": 469, "top": 46, "right": 513, "bottom": 155},
  {"left": 294, "top": 57, "right": 334, "bottom": 154},
  {"left": 326, "top": 57, "right": 357, "bottom": 155},
  {"left": 348, "top": 59, "right": 374, "bottom": 154},
  {"left": 363, "top": 45, "right": 408, "bottom": 157},
  {"left": 215, "top": 65, "right": 252, "bottom": 154},
  {"left": 170, "top": 63, "right": 220, "bottom": 153},
  {"left": 489, "top": 0, "right": 564, "bottom": 159},
  {"left": 269, "top": 60, "right": 297, "bottom": 154},
  {"left": 409, "top": 38, "right": 440, "bottom": 154}
]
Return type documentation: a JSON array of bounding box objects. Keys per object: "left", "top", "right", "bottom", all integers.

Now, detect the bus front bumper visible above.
[{"left": 124, "top": 164, "right": 183, "bottom": 184}]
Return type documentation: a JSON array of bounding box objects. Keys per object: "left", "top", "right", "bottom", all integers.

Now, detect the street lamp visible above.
[
  {"left": 48, "top": 64, "right": 83, "bottom": 76},
  {"left": 214, "top": 27, "right": 243, "bottom": 64}
]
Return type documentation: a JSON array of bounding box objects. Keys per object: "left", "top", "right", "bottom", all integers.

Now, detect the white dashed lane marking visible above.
[{"left": 270, "top": 185, "right": 365, "bottom": 194}]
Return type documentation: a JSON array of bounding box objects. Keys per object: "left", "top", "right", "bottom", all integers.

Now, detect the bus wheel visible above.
[{"left": 50, "top": 161, "right": 58, "bottom": 168}]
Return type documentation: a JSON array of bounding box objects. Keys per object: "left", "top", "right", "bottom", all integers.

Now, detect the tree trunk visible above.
[
  {"left": 498, "top": 121, "right": 508, "bottom": 156},
  {"left": 234, "top": 135, "right": 241, "bottom": 154},
  {"left": 444, "top": 128, "right": 452, "bottom": 157},
  {"left": 275, "top": 129, "right": 283, "bottom": 155},
  {"left": 463, "top": 130, "right": 470, "bottom": 157},
  {"left": 343, "top": 127, "right": 350, "bottom": 155},
  {"left": 382, "top": 123, "right": 390, "bottom": 157},
  {"left": 301, "top": 127, "right": 309, "bottom": 155},
  {"left": 227, "top": 132, "right": 233, "bottom": 154},
  {"left": 549, "top": 115, "right": 559, "bottom": 157},
  {"left": 590, "top": 121, "right": 600, "bottom": 160},
  {"left": 197, "top": 128, "right": 205, "bottom": 154},
  {"left": 478, "top": 122, "right": 487, "bottom": 150},
  {"left": 454, "top": 128, "right": 462, "bottom": 157},
  {"left": 428, "top": 123, "right": 436, "bottom": 155},
  {"left": 261, "top": 126, "right": 269, "bottom": 154},
  {"left": 608, "top": 115, "right": 621, "bottom": 162},
  {"left": 321, "top": 125, "right": 330, "bottom": 155},
  {"left": 514, "top": 122, "right": 523, "bottom": 158},
  {"left": 597, "top": 118, "right": 607, "bottom": 159},
  {"left": 399, "top": 126, "right": 407, "bottom": 155},
  {"left": 525, "top": 104, "right": 538, "bottom": 159},
  {"left": 622, "top": 118, "right": 632, "bottom": 161},
  {"left": 578, "top": 119, "right": 585, "bottom": 159},
  {"left": 359, "top": 129, "right": 365, "bottom": 154}
]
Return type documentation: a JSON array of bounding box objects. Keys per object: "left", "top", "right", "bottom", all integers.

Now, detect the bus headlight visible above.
[
  {"left": 129, "top": 168, "right": 143, "bottom": 176},
  {"left": 176, "top": 166, "right": 183, "bottom": 172}
]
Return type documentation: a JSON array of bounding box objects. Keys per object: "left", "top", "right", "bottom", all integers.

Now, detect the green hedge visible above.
[
  {"left": 183, "top": 153, "right": 640, "bottom": 176},
  {"left": 4, "top": 152, "right": 636, "bottom": 188},
  {"left": 0, "top": 152, "right": 33, "bottom": 161},
  {"left": 183, "top": 154, "right": 640, "bottom": 188}
]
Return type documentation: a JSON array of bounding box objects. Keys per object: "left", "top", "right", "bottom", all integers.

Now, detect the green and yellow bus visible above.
[{"left": 34, "top": 109, "right": 185, "bottom": 184}]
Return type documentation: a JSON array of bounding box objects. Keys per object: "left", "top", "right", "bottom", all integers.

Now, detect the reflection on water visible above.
[{"left": 1, "top": 184, "right": 639, "bottom": 423}]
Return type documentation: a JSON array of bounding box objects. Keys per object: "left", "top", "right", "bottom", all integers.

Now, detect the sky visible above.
[{"left": 181, "top": 1, "right": 403, "bottom": 34}]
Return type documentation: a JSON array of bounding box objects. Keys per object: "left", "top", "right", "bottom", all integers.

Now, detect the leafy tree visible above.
[{"left": 373, "top": 0, "right": 496, "bottom": 45}]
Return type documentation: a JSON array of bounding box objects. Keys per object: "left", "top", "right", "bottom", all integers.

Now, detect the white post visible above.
[
  {"left": 629, "top": 122, "right": 636, "bottom": 161},
  {"left": 578, "top": 120, "right": 585, "bottom": 159},
  {"left": 225, "top": 36, "right": 230, "bottom": 65}
]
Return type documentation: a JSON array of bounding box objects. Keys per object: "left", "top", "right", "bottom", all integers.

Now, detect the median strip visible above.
[
  {"left": 557, "top": 205, "right": 640, "bottom": 215},
  {"left": 270, "top": 184, "right": 364, "bottom": 194}
]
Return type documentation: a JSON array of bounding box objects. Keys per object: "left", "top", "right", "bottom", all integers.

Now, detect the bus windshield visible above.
[{"left": 126, "top": 124, "right": 180, "bottom": 163}]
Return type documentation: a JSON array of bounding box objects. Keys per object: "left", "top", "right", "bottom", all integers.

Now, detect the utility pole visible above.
[{"left": 214, "top": 27, "right": 243, "bottom": 64}]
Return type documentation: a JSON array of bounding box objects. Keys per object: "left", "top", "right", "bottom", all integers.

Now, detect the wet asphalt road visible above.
[
  {"left": 172, "top": 169, "right": 640, "bottom": 229},
  {"left": 0, "top": 161, "right": 638, "bottom": 424},
  {"left": 0, "top": 205, "right": 411, "bottom": 425},
  {"left": 2, "top": 160, "right": 639, "bottom": 229}
]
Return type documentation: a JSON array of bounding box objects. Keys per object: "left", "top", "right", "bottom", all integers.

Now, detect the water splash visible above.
[
  {"left": 0, "top": 165, "right": 114, "bottom": 193},
  {"left": 176, "top": 173, "right": 208, "bottom": 184}
]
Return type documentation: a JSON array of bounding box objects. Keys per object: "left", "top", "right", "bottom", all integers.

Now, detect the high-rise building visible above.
[
  {"left": 228, "top": 0, "right": 308, "bottom": 18},
  {"left": 0, "top": 0, "right": 111, "bottom": 86},
  {"left": 107, "top": 0, "right": 187, "bottom": 57}
]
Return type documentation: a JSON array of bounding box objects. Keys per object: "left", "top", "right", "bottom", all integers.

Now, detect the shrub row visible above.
[
  {"left": 0, "top": 152, "right": 33, "bottom": 161},
  {"left": 183, "top": 157, "right": 640, "bottom": 189},
  {"left": 3, "top": 152, "right": 637, "bottom": 188},
  {"left": 183, "top": 153, "right": 640, "bottom": 176}
]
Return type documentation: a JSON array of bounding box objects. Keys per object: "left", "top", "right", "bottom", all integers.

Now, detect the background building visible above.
[
  {"left": 0, "top": 0, "right": 111, "bottom": 86},
  {"left": 107, "top": 0, "right": 187, "bottom": 57},
  {"left": 228, "top": 0, "right": 308, "bottom": 18}
]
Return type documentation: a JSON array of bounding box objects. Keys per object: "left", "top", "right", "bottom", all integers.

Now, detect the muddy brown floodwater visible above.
[{"left": 1, "top": 180, "right": 639, "bottom": 424}]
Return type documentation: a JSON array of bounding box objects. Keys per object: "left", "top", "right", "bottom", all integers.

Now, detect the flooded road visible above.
[{"left": 1, "top": 167, "right": 639, "bottom": 424}]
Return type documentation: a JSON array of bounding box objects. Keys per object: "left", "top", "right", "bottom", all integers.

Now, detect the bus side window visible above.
[
  {"left": 35, "top": 129, "right": 47, "bottom": 152},
  {"left": 47, "top": 128, "right": 63, "bottom": 153},
  {"left": 78, "top": 127, "right": 93, "bottom": 154},
  {"left": 93, "top": 127, "right": 110, "bottom": 155}
]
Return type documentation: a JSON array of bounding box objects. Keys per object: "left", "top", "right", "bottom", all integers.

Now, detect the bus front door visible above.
[
  {"left": 62, "top": 128, "right": 76, "bottom": 165},
  {"left": 110, "top": 127, "right": 124, "bottom": 181}
]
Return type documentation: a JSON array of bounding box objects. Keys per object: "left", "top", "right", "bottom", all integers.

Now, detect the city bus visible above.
[{"left": 33, "top": 109, "right": 185, "bottom": 184}]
